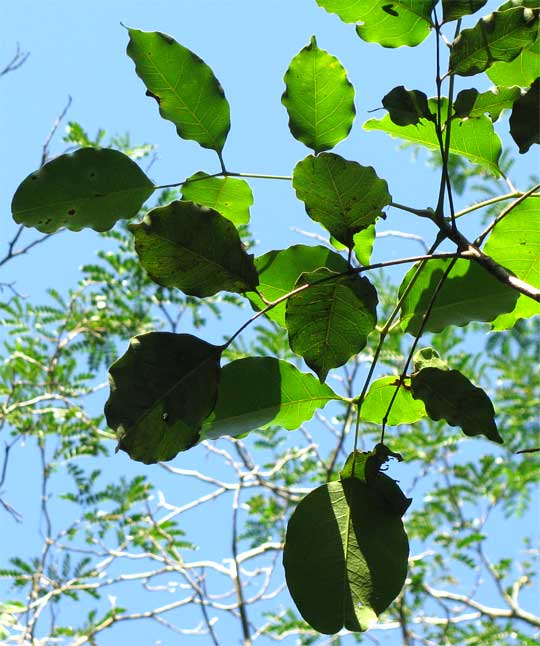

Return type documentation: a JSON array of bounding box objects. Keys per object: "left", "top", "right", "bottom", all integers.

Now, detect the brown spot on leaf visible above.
[{"left": 68, "top": 209, "right": 76, "bottom": 215}]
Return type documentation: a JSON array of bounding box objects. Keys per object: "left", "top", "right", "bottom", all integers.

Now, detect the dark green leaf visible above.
[
  {"left": 411, "top": 367, "right": 503, "bottom": 443},
  {"left": 129, "top": 200, "right": 258, "bottom": 298},
  {"left": 330, "top": 226, "right": 377, "bottom": 266},
  {"left": 413, "top": 347, "right": 448, "bottom": 371},
  {"left": 247, "top": 245, "right": 350, "bottom": 327},
  {"left": 286, "top": 268, "right": 378, "bottom": 381},
  {"left": 443, "top": 0, "right": 488, "bottom": 22},
  {"left": 282, "top": 36, "right": 355, "bottom": 153},
  {"left": 11, "top": 148, "right": 153, "bottom": 233},
  {"left": 487, "top": 34, "right": 540, "bottom": 86},
  {"left": 293, "top": 153, "right": 391, "bottom": 247},
  {"left": 484, "top": 197, "right": 540, "bottom": 328},
  {"left": 181, "top": 172, "right": 253, "bottom": 225},
  {"left": 399, "top": 258, "right": 519, "bottom": 335},
  {"left": 283, "top": 479, "right": 409, "bottom": 633},
  {"left": 449, "top": 6, "right": 540, "bottom": 76},
  {"left": 201, "top": 357, "right": 342, "bottom": 440},
  {"left": 382, "top": 86, "right": 433, "bottom": 126},
  {"left": 362, "top": 376, "right": 426, "bottom": 425},
  {"left": 510, "top": 79, "right": 540, "bottom": 153},
  {"left": 364, "top": 98, "right": 502, "bottom": 175},
  {"left": 453, "top": 86, "right": 522, "bottom": 121},
  {"left": 126, "top": 28, "right": 230, "bottom": 152},
  {"left": 105, "top": 332, "right": 222, "bottom": 464}
]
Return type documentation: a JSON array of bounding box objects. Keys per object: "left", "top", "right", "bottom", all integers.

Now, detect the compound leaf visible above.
[
  {"left": 509, "top": 79, "right": 540, "bottom": 153},
  {"left": 11, "top": 148, "right": 153, "bottom": 233},
  {"left": 364, "top": 98, "right": 502, "bottom": 175},
  {"left": 411, "top": 367, "right": 503, "bottom": 443},
  {"left": 181, "top": 172, "right": 253, "bottom": 226},
  {"left": 201, "top": 357, "right": 341, "bottom": 440},
  {"left": 286, "top": 268, "right": 378, "bottom": 382},
  {"left": 484, "top": 197, "right": 540, "bottom": 328},
  {"left": 399, "top": 258, "right": 519, "bottom": 335},
  {"left": 126, "top": 27, "right": 230, "bottom": 152},
  {"left": 449, "top": 6, "right": 540, "bottom": 77},
  {"left": 129, "top": 201, "right": 258, "bottom": 298},
  {"left": 293, "top": 153, "right": 391, "bottom": 247},
  {"left": 282, "top": 36, "right": 355, "bottom": 153},
  {"left": 362, "top": 376, "right": 426, "bottom": 425},
  {"left": 247, "top": 245, "right": 350, "bottom": 327},
  {"left": 283, "top": 479, "right": 409, "bottom": 633},
  {"left": 105, "top": 332, "right": 222, "bottom": 464}
]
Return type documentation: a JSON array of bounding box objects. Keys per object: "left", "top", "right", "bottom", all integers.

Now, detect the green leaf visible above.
[
  {"left": 11, "top": 148, "right": 153, "bottom": 233},
  {"left": 362, "top": 376, "right": 426, "bottom": 425},
  {"left": 365, "top": 98, "right": 502, "bottom": 175},
  {"left": 283, "top": 479, "right": 409, "bottom": 633},
  {"left": 453, "top": 86, "right": 522, "bottom": 121},
  {"left": 129, "top": 200, "right": 258, "bottom": 298},
  {"left": 181, "top": 172, "right": 253, "bottom": 226},
  {"left": 449, "top": 6, "right": 540, "bottom": 77},
  {"left": 443, "top": 1, "right": 488, "bottom": 22},
  {"left": 330, "top": 226, "right": 377, "bottom": 266},
  {"left": 413, "top": 347, "right": 449, "bottom": 371},
  {"left": 293, "top": 153, "right": 391, "bottom": 247},
  {"left": 201, "top": 357, "right": 341, "bottom": 440},
  {"left": 316, "top": 1, "right": 435, "bottom": 47},
  {"left": 399, "top": 258, "right": 519, "bottom": 335},
  {"left": 510, "top": 79, "right": 540, "bottom": 153},
  {"left": 487, "top": 34, "right": 540, "bottom": 87},
  {"left": 126, "top": 27, "right": 230, "bottom": 152},
  {"left": 286, "top": 268, "right": 378, "bottom": 382},
  {"left": 247, "top": 245, "right": 350, "bottom": 327},
  {"left": 382, "top": 86, "right": 434, "bottom": 126},
  {"left": 104, "top": 332, "right": 222, "bottom": 464},
  {"left": 282, "top": 36, "right": 355, "bottom": 153},
  {"left": 484, "top": 197, "right": 540, "bottom": 328},
  {"left": 411, "top": 367, "right": 503, "bottom": 443}
]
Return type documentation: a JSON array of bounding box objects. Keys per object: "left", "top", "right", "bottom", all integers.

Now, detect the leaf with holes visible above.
[
  {"left": 11, "top": 148, "right": 153, "bottom": 233},
  {"left": 105, "top": 332, "right": 222, "bottom": 464},
  {"left": 247, "top": 245, "right": 350, "bottom": 327},
  {"left": 362, "top": 376, "right": 426, "bottom": 425},
  {"left": 201, "top": 357, "right": 343, "bottom": 440},
  {"left": 365, "top": 98, "right": 502, "bottom": 175},
  {"left": 293, "top": 153, "right": 391, "bottom": 247},
  {"left": 181, "top": 172, "right": 253, "bottom": 226},
  {"left": 286, "top": 268, "right": 378, "bottom": 382},
  {"left": 411, "top": 367, "right": 503, "bottom": 443},
  {"left": 126, "top": 28, "right": 230, "bottom": 152},
  {"left": 282, "top": 36, "right": 355, "bottom": 153},
  {"left": 129, "top": 201, "right": 258, "bottom": 298},
  {"left": 449, "top": 6, "right": 540, "bottom": 77},
  {"left": 485, "top": 197, "right": 540, "bottom": 329},
  {"left": 399, "top": 258, "right": 519, "bottom": 335},
  {"left": 283, "top": 478, "right": 409, "bottom": 633}
]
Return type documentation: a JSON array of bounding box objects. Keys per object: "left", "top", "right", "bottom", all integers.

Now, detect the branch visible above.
[{"left": 0, "top": 44, "right": 29, "bottom": 77}]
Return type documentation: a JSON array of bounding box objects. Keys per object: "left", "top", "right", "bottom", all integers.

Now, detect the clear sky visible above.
[{"left": 1, "top": 1, "right": 538, "bottom": 644}]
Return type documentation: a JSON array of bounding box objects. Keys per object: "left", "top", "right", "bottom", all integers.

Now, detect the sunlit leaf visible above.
[
  {"left": 201, "top": 357, "right": 342, "bottom": 440},
  {"left": 443, "top": 0, "right": 488, "bottom": 22},
  {"left": 282, "top": 36, "right": 355, "bottom": 153},
  {"left": 487, "top": 34, "right": 540, "bottom": 87},
  {"left": 11, "top": 148, "right": 153, "bottom": 233},
  {"left": 126, "top": 27, "right": 230, "bottom": 152},
  {"left": 365, "top": 98, "right": 502, "bottom": 175},
  {"left": 413, "top": 347, "right": 448, "bottom": 371},
  {"left": 362, "top": 376, "right": 426, "bottom": 425},
  {"left": 129, "top": 200, "right": 258, "bottom": 297},
  {"left": 286, "top": 268, "right": 378, "bottom": 381},
  {"left": 411, "top": 367, "right": 503, "bottom": 443},
  {"left": 247, "top": 245, "right": 350, "bottom": 327},
  {"left": 453, "top": 86, "right": 522, "bottom": 121},
  {"left": 283, "top": 479, "right": 409, "bottom": 633},
  {"left": 509, "top": 79, "right": 540, "bottom": 153},
  {"left": 105, "top": 332, "right": 222, "bottom": 464},
  {"left": 181, "top": 172, "right": 253, "bottom": 226},
  {"left": 316, "top": 0, "right": 435, "bottom": 47},
  {"left": 382, "top": 86, "right": 434, "bottom": 126},
  {"left": 449, "top": 6, "right": 540, "bottom": 77},
  {"left": 399, "top": 258, "right": 519, "bottom": 335},
  {"left": 484, "top": 197, "right": 540, "bottom": 328},
  {"left": 293, "top": 153, "right": 391, "bottom": 247}
]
